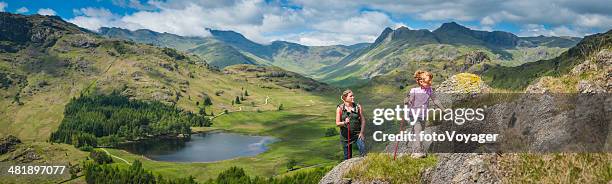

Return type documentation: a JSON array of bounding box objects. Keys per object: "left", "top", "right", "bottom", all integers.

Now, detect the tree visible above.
[
  {"left": 199, "top": 106, "right": 206, "bottom": 116},
  {"left": 50, "top": 93, "right": 208, "bottom": 148},
  {"left": 286, "top": 159, "right": 298, "bottom": 171},
  {"left": 235, "top": 96, "right": 241, "bottom": 104},
  {"left": 278, "top": 104, "right": 284, "bottom": 111},
  {"left": 203, "top": 96, "right": 213, "bottom": 106},
  {"left": 217, "top": 167, "right": 250, "bottom": 184},
  {"left": 244, "top": 90, "right": 249, "bottom": 96},
  {"left": 90, "top": 150, "right": 113, "bottom": 164}
]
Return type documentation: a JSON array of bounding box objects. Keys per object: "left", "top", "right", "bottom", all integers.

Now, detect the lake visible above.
[{"left": 118, "top": 132, "right": 277, "bottom": 162}]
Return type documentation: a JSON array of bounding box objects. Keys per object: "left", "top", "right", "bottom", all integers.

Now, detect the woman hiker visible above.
[{"left": 335, "top": 89, "right": 366, "bottom": 160}]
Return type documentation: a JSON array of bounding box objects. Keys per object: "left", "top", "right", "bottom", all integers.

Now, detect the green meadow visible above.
[{"left": 94, "top": 90, "right": 344, "bottom": 182}]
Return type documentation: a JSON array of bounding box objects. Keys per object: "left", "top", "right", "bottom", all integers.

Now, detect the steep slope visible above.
[{"left": 317, "top": 22, "right": 581, "bottom": 86}]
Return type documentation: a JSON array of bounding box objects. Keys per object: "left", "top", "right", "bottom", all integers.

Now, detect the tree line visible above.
[
  {"left": 50, "top": 92, "right": 211, "bottom": 148},
  {"left": 84, "top": 160, "right": 330, "bottom": 184},
  {"left": 84, "top": 159, "right": 197, "bottom": 184}
]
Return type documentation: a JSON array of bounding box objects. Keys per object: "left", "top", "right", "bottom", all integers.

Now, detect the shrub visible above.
[
  {"left": 90, "top": 150, "right": 113, "bottom": 164},
  {"left": 324, "top": 127, "right": 338, "bottom": 137}
]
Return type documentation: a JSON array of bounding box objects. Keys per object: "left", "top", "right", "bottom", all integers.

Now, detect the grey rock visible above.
[
  {"left": 319, "top": 158, "right": 364, "bottom": 184},
  {"left": 0, "top": 135, "right": 21, "bottom": 155},
  {"left": 421, "top": 153, "right": 501, "bottom": 184}
]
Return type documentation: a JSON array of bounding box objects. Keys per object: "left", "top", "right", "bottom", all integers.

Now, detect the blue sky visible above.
[{"left": 1, "top": 0, "right": 610, "bottom": 46}]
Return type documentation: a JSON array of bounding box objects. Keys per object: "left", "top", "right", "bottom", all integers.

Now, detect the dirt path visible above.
[{"left": 100, "top": 148, "right": 131, "bottom": 165}]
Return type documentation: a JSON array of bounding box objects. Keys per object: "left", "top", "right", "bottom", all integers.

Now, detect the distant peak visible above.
[
  {"left": 395, "top": 26, "right": 410, "bottom": 31},
  {"left": 373, "top": 27, "right": 394, "bottom": 44},
  {"left": 435, "top": 22, "right": 471, "bottom": 32}
]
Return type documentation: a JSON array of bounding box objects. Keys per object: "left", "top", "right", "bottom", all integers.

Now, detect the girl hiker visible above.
[
  {"left": 335, "top": 89, "right": 366, "bottom": 160},
  {"left": 404, "top": 70, "right": 444, "bottom": 158}
]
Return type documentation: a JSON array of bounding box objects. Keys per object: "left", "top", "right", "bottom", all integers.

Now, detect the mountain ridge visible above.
[
  {"left": 99, "top": 27, "right": 367, "bottom": 76},
  {"left": 316, "top": 22, "right": 582, "bottom": 85}
]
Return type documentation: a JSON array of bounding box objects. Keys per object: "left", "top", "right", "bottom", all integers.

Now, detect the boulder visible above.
[{"left": 0, "top": 135, "right": 21, "bottom": 155}]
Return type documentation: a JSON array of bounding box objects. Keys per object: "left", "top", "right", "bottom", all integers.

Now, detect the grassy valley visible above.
[
  {"left": 0, "top": 12, "right": 344, "bottom": 183},
  {"left": 1, "top": 10, "right": 610, "bottom": 184}
]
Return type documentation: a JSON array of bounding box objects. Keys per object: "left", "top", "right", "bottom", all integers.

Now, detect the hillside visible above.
[
  {"left": 482, "top": 29, "right": 611, "bottom": 90},
  {"left": 0, "top": 12, "right": 346, "bottom": 183},
  {"left": 0, "top": 12, "right": 339, "bottom": 139},
  {"left": 315, "top": 22, "right": 581, "bottom": 86},
  {"left": 98, "top": 27, "right": 367, "bottom": 76}
]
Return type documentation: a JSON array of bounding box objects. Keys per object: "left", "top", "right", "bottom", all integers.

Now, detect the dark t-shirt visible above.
[{"left": 338, "top": 103, "right": 361, "bottom": 142}]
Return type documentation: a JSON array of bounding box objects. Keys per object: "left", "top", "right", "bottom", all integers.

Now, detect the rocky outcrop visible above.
[
  {"left": 319, "top": 158, "right": 365, "bottom": 184},
  {"left": 435, "top": 73, "right": 490, "bottom": 107},
  {"left": 421, "top": 154, "right": 501, "bottom": 184},
  {"left": 0, "top": 135, "right": 21, "bottom": 154},
  {"left": 527, "top": 49, "right": 611, "bottom": 93},
  {"left": 461, "top": 51, "right": 490, "bottom": 73},
  {"left": 0, "top": 12, "right": 88, "bottom": 48}
]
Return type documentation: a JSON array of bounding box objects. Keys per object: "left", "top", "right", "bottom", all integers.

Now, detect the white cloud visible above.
[
  {"left": 313, "top": 11, "right": 394, "bottom": 35},
  {"left": 276, "top": 32, "right": 378, "bottom": 46},
  {"left": 37, "top": 8, "right": 56, "bottom": 16},
  {"left": 66, "top": 0, "right": 610, "bottom": 45},
  {"left": 0, "top": 2, "right": 7, "bottom": 12},
  {"left": 518, "top": 24, "right": 586, "bottom": 37},
  {"left": 480, "top": 16, "right": 495, "bottom": 26},
  {"left": 365, "top": 0, "right": 610, "bottom": 36},
  {"left": 68, "top": 1, "right": 402, "bottom": 46},
  {"left": 16, "top": 7, "right": 28, "bottom": 13},
  {"left": 575, "top": 14, "right": 612, "bottom": 28}
]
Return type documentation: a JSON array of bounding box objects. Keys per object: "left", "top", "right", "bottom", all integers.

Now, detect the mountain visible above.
[
  {"left": 99, "top": 27, "right": 368, "bottom": 76},
  {"left": 482, "top": 29, "right": 612, "bottom": 90},
  {"left": 316, "top": 22, "right": 582, "bottom": 86},
  {"left": 0, "top": 12, "right": 329, "bottom": 141},
  {"left": 99, "top": 27, "right": 262, "bottom": 69}
]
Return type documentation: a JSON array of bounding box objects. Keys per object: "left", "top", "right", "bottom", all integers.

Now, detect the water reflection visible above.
[{"left": 118, "top": 132, "right": 277, "bottom": 162}]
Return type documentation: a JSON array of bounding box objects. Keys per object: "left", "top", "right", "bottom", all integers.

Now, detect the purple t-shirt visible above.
[{"left": 406, "top": 87, "right": 434, "bottom": 118}]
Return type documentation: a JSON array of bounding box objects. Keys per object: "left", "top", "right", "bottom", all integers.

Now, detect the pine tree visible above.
[
  {"left": 199, "top": 106, "right": 206, "bottom": 116},
  {"left": 235, "top": 96, "right": 241, "bottom": 104},
  {"left": 244, "top": 90, "right": 249, "bottom": 96},
  {"left": 204, "top": 96, "right": 213, "bottom": 106}
]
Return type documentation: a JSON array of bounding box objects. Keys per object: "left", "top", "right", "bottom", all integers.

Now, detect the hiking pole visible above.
[
  {"left": 347, "top": 120, "right": 351, "bottom": 159},
  {"left": 393, "top": 119, "right": 405, "bottom": 160}
]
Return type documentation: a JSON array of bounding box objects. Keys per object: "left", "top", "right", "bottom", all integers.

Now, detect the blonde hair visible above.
[
  {"left": 414, "top": 70, "right": 433, "bottom": 86},
  {"left": 341, "top": 89, "right": 353, "bottom": 102}
]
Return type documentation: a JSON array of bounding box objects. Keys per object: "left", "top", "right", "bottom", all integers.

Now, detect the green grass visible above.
[
  {"left": 62, "top": 84, "right": 344, "bottom": 182},
  {"left": 0, "top": 30, "right": 346, "bottom": 183},
  {"left": 0, "top": 141, "right": 89, "bottom": 184},
  {"left": 498, "top": 153, "right": 612, "bottom": 184},
  {"left": 344, "top": 153, "right": 438, "bottom": 183}
]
